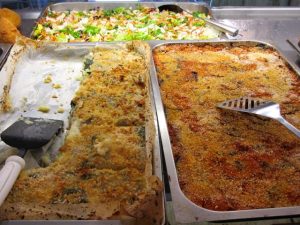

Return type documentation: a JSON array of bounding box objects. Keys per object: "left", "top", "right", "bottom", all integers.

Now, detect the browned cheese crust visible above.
[
  {"left": 0, "top": 41, "right": 163, "bottom": 224},
  {"left": 153, "top": 43, "right": 300, "bottom": 211}
]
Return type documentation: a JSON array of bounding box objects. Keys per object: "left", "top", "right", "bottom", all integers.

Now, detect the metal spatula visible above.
[
  {"left": 217, "top": 97, "right": 300, "bottom": 138},
  {"left": 0, "top": 117, "right": 63, "bottom": 206}
]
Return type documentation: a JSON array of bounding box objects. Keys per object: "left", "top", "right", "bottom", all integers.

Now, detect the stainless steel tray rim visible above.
[
  {"left": 46, "top": 1, "right": 208, "bottom": 10},
  {"left": 32, "top": 1, "right": 218, "bottom": 42},
  {"left": 150, "top": 40, "right": 300, "bottom": 223}
]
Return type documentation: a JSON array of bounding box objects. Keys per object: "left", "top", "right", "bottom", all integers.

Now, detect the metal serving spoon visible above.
[
  {"left": 158, "top": 4, "right": 239, "bottom": 37},
  {"left": 217, "top": 97, "right": 300, "bottom": 138}
]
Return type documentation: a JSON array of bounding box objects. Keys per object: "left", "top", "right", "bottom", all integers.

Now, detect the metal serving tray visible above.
[
  {"left": 149, "top": 40, "right": 300, "bottom": 223},
  {"left": 41, "top": 1, "right": 211, "bottom": 14},
  {"left": 30, "top": 1, "right": 217, "bottom": 40},
  {"left": 0, "top": 41, "right": 165, "bottom": 225},
  {"left": 287, "top": 38, "right": 300, "bottom": 55},
  {"left": 0, "top": 44, "right": 12, "bottom": 70}
]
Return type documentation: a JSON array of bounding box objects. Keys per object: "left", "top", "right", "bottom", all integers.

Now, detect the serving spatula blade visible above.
[
  {"left": 217, "top": 97, "right": 300, "bottom": 138},
  {"left": 217, "top": 97, "right": 276, "bottom": 114},
  {"left": 0, "top": 117, "right": 63, "bottom": 206}
]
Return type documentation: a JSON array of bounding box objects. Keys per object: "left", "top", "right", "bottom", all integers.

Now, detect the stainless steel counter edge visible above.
[
  {"left": 212, "top": 7, "right": 300, "bottom": 19},
  {"left": 149, "top": 40, "right": 300, "bottom": 224},
  {"left": 287, "top": 38, "right": 300, "bottom": 55}
]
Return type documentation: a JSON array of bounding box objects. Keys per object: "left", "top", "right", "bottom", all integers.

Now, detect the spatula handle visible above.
[
  {"left": 0, "top": 155, "right": 25, "bottom": 206},
  {"left": 278, "top": 116, "right": 300, "bottom": 138},
  {"left": 204, "top": 18, "right": 239, "bottom": 36}
]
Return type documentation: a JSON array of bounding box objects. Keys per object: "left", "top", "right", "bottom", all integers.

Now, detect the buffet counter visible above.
[
  {"left": 0, "top": 4, "right": 300, "bottom": 225},
  {"left": 213, "top": 7, "right": 300, "bottom": 71},
  {"left": 15, "top": 6, "right": 300, "bottom": 72}
]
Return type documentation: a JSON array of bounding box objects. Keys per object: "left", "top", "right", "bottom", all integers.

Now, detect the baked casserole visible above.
[
  {"left": 153, "top": 43, "right": 300, "bottom": 211},
  {"left": 0, "top": 41, "right": 163, "bottom": 224}
]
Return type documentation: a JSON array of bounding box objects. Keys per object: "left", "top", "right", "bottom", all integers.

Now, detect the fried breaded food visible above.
[
  {"left": 0, "top": 8, "right": 21, "bottom": 27},
  {"left": 0, "top": 17, "right": 20, "bottom": 43}
]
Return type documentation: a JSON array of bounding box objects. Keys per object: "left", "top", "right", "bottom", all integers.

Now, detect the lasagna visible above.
[
  {"left": 32, "top": 6, "right": 219, "bottom": 42},
  {"left": 153, "top": 43, "right": 300, "bottom": 211},
  {"left": 0, "top": 41, "right": 163, "bottom": 224}
]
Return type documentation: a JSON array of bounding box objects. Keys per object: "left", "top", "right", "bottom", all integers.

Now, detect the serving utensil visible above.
[
  {"left": 0, "top": 43, "right": 12, "bottom": 69},
  {"left": 217, "top": 97, "right": 300, "bottom": 138},
  {"left": 287, "top": 39, "right": 300, "bottom": 55},
  {"left": 158, "top": 4, "right": 239, "bottom": 36},
  {"left": 0, "top": 117, "right": 63, "bottom": 206}
]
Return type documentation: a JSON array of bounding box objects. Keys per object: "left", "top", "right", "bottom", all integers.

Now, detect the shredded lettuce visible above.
[
  {"left": 60, "top": 26, "right": 81, "bottom": 38},
  {"left": 76, "top": 11, "right": 86, "bottom": 17},
  {"left": 84, "top": 25, "right": 100, "bottom": 35},
  {"left": 135, "top": 23, "right": 145, "bottom": 28},
  {"left": 192, "top": 11, "right": 206, "bottom": 19},
  {"left": 193, "top": 21, "right": 205, "bottom": 27},
  {"left": 47, "top": 10, "right": 57, "bottom": 18},
  {"left": 33, "top": 24, "right": 43, "bottom": 38},
  {"left": 42, "top": 22, "right": 51, "bottom": 28},
  {"left": 103, "top": 7, "right": 125, "bottom": 17},
  {"left": 89, "top": 36, "right": 100, "bottom": 42},
  {"left": 56, "top": 33, "right": 68, "bottom": 42},
  {"left": 151, "top": 29, "right": 162, "bottom": 36},
  {"left": 114, "top": 32, "right": 151, "bottom": 41},
  {"left": 35, "top": 6, "right": 220, "bottom": 42},
  {"left": 113, "top": 7, "right": 125, "bottom": 14},
  {"left": 103, "top": 9, "right": 113, "bottom": 17}
]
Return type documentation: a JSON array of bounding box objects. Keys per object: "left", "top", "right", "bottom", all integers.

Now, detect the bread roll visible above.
[
  {"left": 0, "top": 8, "right": 21, "bottom": 27},
  {"left": 0, "top": 17, "right": 20, "bottom": 43}
]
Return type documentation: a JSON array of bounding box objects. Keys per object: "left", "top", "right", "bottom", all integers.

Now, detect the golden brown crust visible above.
[
  {"left": 0, "top": 202, "right": 120, "bottom": 220},
  {"left": 0, "top": 41, "right": 162, "bottom": 223},
  {"left": 0, "top": 8, "right": 21, "bottom": 27},
  {"left": 123, "top": 176, "right": 163, "bottom": 224},
  {"left": 153, "top": 43, "right": 300, "bottom": 211},
  {"left": 0, "top": 17, "right": 20, "bottom": 43}
]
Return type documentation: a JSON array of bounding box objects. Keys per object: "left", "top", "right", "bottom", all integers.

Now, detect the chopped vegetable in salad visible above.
[{"left": 32, "top": 5, "right": 220, "bottom": 42}]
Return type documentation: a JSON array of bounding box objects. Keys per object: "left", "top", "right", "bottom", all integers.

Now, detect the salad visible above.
[{"left": 32, "top": 5, "right": 220, "bottom": 42}]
